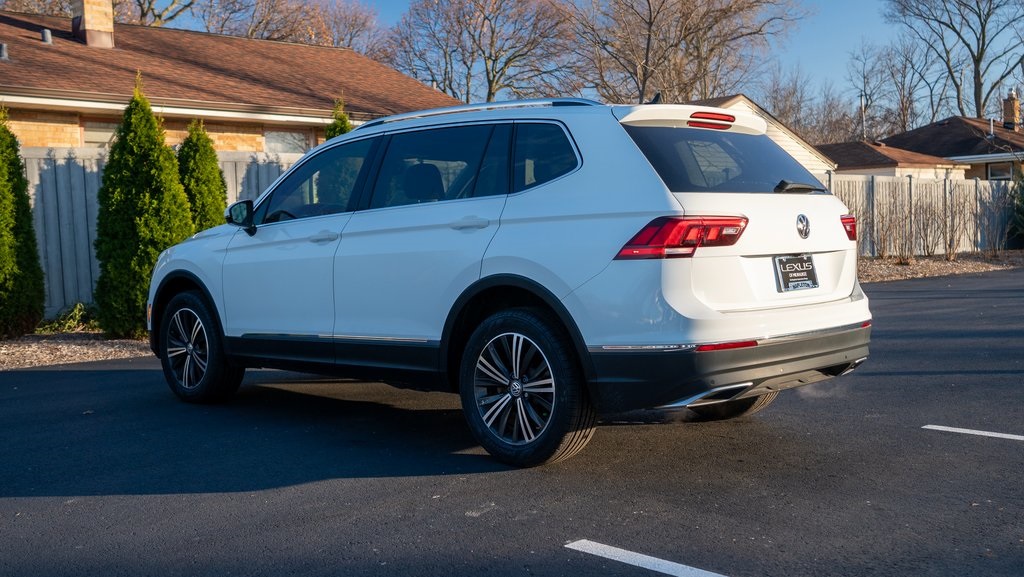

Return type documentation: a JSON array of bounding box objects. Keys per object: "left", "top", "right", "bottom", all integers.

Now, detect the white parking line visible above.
[
  {"left": 922, "top": 425, "right": 1024, "bottom": 442},
  {"left": 565, "top": 539, "right": 728, "bottom": 577}
]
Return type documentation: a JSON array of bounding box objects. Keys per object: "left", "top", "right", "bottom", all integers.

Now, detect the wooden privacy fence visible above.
[
  {"left": 822, "top": 173, "right": 1016, "bottom": 259},
  {"left": 23, "top": 147, "right": 302, "bottom": 318},
  {"left": 19, "top": 148, "right": 1020, "bottom": 318}
]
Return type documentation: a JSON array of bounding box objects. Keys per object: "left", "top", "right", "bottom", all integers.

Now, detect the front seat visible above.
[{"left": 403, "top": 163, "right": 445, "bottom": 203}]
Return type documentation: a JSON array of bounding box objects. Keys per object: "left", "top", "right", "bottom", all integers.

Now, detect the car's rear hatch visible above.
[{"left": 614, "top": 105, "right": 858, "bottom": 313}]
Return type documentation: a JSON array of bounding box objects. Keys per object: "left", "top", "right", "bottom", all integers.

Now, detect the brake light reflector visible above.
[
  {"left": 695, "top": 340, "right": 758, "bottom": 352},
  {"left": 841, "top": 214, "right": 857, "bottom": 241},
  {"left": 616, "top": 216, "right": 748, "bottom": 259}
]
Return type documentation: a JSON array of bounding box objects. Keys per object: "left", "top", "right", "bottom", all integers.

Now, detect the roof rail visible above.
[{"left": 355, "top": 98, "right": 603, "bottom": 131}]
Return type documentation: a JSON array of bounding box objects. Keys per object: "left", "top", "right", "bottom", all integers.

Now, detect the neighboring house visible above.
[
  {"left": 0, "top": 1, "right": 458, "bottom": 153},
  {"left": 815, "top": 141, "right": 969, "bottom": 179},
  {"left": 882, "top": 92, "right": 1024, "bottom": 181},
  {"left": 690, "top": 94, "right": 837, "bottom": 176}
]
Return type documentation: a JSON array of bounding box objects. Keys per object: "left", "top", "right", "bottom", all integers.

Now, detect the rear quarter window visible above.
[
  {"left": 513, "top": 123, "right": 579, "bottom": 192},
  {"left": 623, "top": 125, "right": 824, "bottom": 193}
]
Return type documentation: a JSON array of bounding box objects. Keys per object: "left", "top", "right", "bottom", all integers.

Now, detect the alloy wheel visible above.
[
  {"left": 473, "top": 332, "right": 556, "bottom": 445},
  {"left": 165, "top": 307, "right": 209, "bottom": 390}
]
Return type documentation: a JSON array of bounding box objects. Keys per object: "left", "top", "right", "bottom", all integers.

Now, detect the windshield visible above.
[{"left": 623, "top": 125, "right": 826, "bottom": 194}]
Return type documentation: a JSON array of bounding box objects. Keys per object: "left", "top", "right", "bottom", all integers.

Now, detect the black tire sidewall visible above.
[{"left": 459, "top": 309, "right": 586, "bottom": 467}]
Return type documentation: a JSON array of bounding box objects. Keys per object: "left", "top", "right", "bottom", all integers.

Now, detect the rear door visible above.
[
  {"left": 332, "top": 123, "right": 510, "bottom": 350},
  {"left": 620, "top": 111, "right": 857, "bottom": 312}
]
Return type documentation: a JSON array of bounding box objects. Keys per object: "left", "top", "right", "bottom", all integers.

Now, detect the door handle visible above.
[
  {"left": 449, "top": 217, "right": 490, "bottom": 230},
  {"left": 309, "top": 231, "right": 340, "bottom": 243}
]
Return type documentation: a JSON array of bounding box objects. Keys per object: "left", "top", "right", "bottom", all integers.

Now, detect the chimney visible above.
[
  {"left": 1002, "top": 89, "right": 1020, "bottom": 131},
  {"left": 71, "top": 0, "right": 114, "bottom": 48}
]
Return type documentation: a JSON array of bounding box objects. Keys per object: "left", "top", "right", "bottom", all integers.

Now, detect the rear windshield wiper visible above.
[{"left": 774, "top": 180, "right": 827, "bottom": 193}]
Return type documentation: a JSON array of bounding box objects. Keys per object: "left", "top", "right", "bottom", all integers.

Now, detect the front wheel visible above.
[
  {"left": 459, "top": 309, "right": 596, "bottom": 467},
  {"left": 160, "top": 291, "right": 244, "bottom": 403}
]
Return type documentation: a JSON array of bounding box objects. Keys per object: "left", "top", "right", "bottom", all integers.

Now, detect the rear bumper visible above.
[{"left": 585, "top": 323, "right": 870, "bottom": 413}]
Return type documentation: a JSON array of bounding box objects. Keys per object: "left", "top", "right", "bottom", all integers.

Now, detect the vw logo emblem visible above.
[
  {"left": 509, "top": 380, "right": 523, "bottom": 397},
  {"left": 796, "top": 214, "right": 810, "bottom": 239}
]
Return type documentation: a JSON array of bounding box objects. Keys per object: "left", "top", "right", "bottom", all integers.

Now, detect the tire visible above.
[
  {"left": 689, "top": 391, "right": 778, "bottom": 421},
  {"left": 159, "top": 291, "right": 244, "bottom": 403},
  {"left": 459, "top": 308, "right": 597, "bottom": 467}
]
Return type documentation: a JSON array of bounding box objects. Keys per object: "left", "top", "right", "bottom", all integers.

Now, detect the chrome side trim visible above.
[{"left": 240, "top": 333, "right": 431, "bottom": 344}]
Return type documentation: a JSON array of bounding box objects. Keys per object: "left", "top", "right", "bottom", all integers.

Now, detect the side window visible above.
[
  {"left": 513, "top": 123, "right": 578, "bottom": 192},
  {"left": 369, "top": 125, "right": 493, "bottom": 210},
  {"left": 255, "top": 137, "right": 375, "bottom": 224}
]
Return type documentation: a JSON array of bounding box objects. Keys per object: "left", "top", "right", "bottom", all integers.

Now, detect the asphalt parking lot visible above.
[{"left": 1, "top": 269, "right": 1022, "bottom": 576}]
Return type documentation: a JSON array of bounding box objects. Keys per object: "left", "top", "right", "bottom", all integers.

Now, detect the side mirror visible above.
[{"left": 225, "top": 200, "right": 256, "bottom": 236}]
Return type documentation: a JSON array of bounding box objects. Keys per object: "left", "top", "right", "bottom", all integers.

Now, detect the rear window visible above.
[{"left": 623, "top": 126, "right": 824, "bottom": 193}]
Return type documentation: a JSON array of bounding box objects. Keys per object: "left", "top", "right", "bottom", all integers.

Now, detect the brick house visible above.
[{"left": 0, "top": 0, "right": 457, "bottom": 153}]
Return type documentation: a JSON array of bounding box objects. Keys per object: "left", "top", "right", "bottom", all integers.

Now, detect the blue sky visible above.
[{"left": 363, "top": 0, "right": 900, "bottom": 94}]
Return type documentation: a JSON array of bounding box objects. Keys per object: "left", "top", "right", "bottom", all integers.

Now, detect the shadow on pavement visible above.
[{"left": 0, "top": 359, "right": 508, "bottom": 498}]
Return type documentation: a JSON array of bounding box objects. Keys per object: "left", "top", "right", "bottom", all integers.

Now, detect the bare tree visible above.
[
  {"left": 119, "top": 0, "right": 194, "bottom": 25},
  {"left": 0, "top": 0, "right": 73, "bottom": 16},
  {"left": 757, "top": 66, "right": 856, "bottom": 144},
  {"left": 384, "top": 0, "right": 476, "bottom": 101},
  {"left": 561, "top": 0, "right": 803, "bottom": 104},
  {"left": 884, "top": 0, "right": 1024, "bottom": 118},
  {"left": 846, "top": 42, "right": 890, "bottom": 140},
  {"left": 303, "top": 0, "right": 385, "bottom": 54},
  {"left": 195, "top": 0, "right": 322, "bottom": 42},
  {"left": 382, "top": 0, "right": 568, "bottom": 103}
]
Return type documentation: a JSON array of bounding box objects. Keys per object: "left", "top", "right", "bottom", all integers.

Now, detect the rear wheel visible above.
[
  {"left": 689, "top": 391, "right": 778, "bottom": 421},
  {"left": 160, "top": 291, "right": 244, "bottom": 403},
  {"left": 459, "top": 309, "right": 596, "bottom": 467}
]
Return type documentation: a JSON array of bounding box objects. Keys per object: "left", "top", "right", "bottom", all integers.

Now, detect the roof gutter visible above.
[
  {"left": 0, "top": 85, "right": 374, "bottom": 125},
  {"left": 947, "top": 152, "right": 1024, "bottom": 164}
]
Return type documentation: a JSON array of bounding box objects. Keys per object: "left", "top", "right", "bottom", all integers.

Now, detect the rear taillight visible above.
[
  {"left": 841, "top": 214, "right": 857, "bottom": 241},
  {"left": 616, "top": 216, "right": 748, "bottom": 259}
]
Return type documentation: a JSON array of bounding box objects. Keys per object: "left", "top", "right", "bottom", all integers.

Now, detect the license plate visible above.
[{"left": 774, "top": 254, "right": 818, "bottom": 292}]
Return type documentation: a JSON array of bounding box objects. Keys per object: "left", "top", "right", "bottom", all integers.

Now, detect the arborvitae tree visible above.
[
  {"left": 325, "top": 98, "right": 353, "bottom": 139},
  {"left": 0, "top": 108, "right": 45, "bottom": 339},
  {"left": 94, "top": 78, "right": 193, "bottom": 338},
  {"left": 178, "top": 119, "right": 227, "bottom": 231}
]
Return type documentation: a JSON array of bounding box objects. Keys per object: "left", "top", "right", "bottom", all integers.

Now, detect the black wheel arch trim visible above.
[
  {"left": 150, "top": 270, "right": 224, "bottom": 357},
  {"left": 440, "top": 274, "right": 594, "bottom": 384}
]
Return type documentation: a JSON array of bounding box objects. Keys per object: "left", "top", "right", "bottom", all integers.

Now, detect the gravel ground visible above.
[{"left": 2, "top": 249, "right": 1022, "bottom": 371}]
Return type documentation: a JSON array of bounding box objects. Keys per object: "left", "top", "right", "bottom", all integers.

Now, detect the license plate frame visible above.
[{"left": 774, "top": 254, "right": 819, "bottom": 292}]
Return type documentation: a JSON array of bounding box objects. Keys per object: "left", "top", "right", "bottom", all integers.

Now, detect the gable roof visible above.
[
  {"left": 816, "top": 141, "right": 968, "bottom": 171},
  {"left": 881, "top": 116, "right": 1024, "bottom": 159},
  {"left": 0, "top": 10, "right": 458, "bottom": 124}
]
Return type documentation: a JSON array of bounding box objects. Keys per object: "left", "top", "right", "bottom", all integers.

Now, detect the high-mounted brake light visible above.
[
  {"left": 841, "top": 214, "right": 857, "bottom": 241},
  {"left": 690, "top": 111, "right": 736, "bottom": 122},
  {"left": 687, "top": 111, "right": 735, "bottom": 130},
  {"left": 616, "top": 216, "right": 748, "bottom": 259}
]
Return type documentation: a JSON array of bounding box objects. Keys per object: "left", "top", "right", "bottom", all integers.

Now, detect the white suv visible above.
[{"left": 147, "top": 99, "right": 871, "bottom": 467}]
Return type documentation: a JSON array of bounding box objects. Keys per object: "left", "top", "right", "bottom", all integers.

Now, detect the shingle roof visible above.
[
  {"left": 816, "top": 141, "right": 967, "bottom": 170},
  {"left": 881, "top": 116, "right": 1024, "bottom": 158},
  {"left": 0, "top": 10, "right": 458, "bottom": 120}
]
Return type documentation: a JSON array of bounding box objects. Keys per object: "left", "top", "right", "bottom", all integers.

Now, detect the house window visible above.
[
  {"left": 987, "top": 162, "right": 1013, "bottom": 180},
  {"left": 265, "top": 130, "right": 309, "bottom": 153},
  {"left": 83, "top": 121, "right": 118, "bottom": 148}
]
